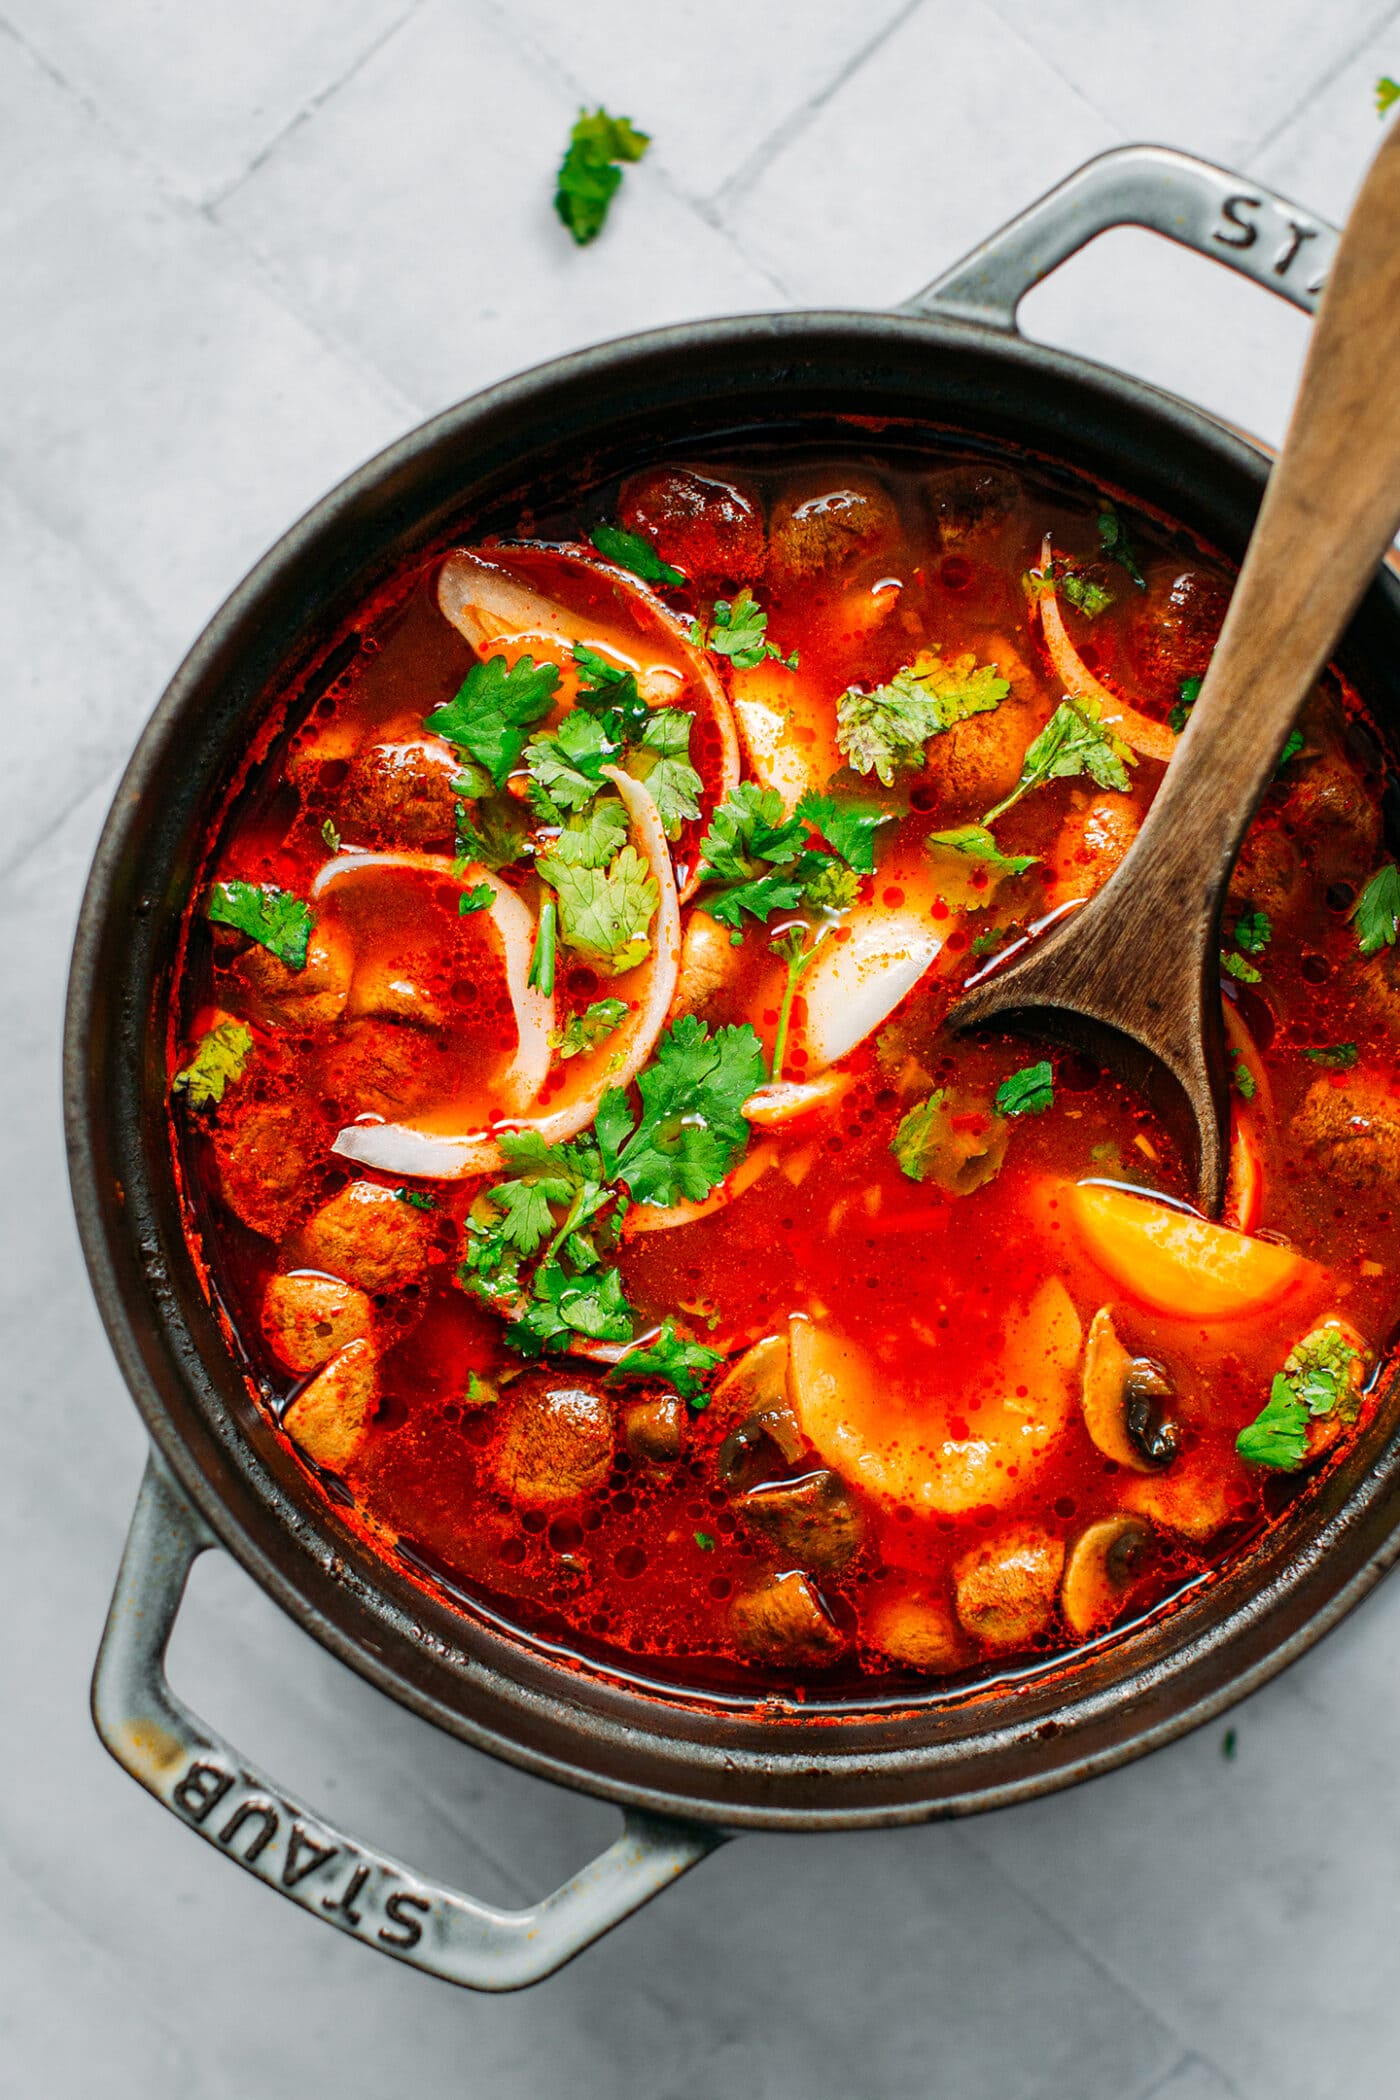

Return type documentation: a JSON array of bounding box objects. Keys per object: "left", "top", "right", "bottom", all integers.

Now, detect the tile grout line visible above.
[{"left": 1243, "top": 0, "right": 1400, "bottom": 164}]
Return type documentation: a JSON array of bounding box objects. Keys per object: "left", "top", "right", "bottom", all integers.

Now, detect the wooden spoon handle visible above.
[{"left": 1122, "top": 111, "right": 1400, "bottom": 913}]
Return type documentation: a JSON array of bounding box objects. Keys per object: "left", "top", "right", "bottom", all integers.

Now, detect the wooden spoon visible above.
[{"left": 951, "top": 117, "right": 1400, "bottom": 1213}]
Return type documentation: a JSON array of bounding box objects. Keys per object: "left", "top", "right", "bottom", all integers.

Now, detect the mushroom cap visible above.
[
  {"left": 1060, "top": 1514, "right": 1154, "bottom": 1637},
  {"left": 1081, "top": 1306, "right": 1178, "bottom": 1474}
]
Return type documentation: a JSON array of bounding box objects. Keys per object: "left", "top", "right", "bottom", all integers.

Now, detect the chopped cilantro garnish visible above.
[
  {"left": 970, "top": 927, "right": 1005, "bottom": 957},
  {"left": 927, "top": 823, "right": 1039, "bottom": 877},
  {"left": 554, "top": 107, "right": 650, "bottom": 245},
  {"left": 1237, "top": 1326, "right": 1362, "bottom": 1470},
  {"left": 607, "top": 1318, "right": 723, "bottom": 1402},
  {"left": 1303, "top": 1042, "right": 1359, "bottom": 1069},
  {"left": 465, "top": 1372, "right": 499, "bottom": 1407},
  {"left": 393, "top": 1187, "right": 436, "bottom": 1211},
  {"left": 459, "top": 1128, "right": 633, "bottom": 1357},
  {"left": 695, "top": 782, "right": 807, "bottom": 934},
  {"left": 837, "top": 649, "right": 1010, "bottom": 786},
  {"left": 694, "top": 1529, "right": 716, "bottom": 1549},
  {"left": 1277, "top": 728, "right": 1305, "bottom": 771},
  {"left": 1236, "top": 1374, "right": 1310, "bottom": 1469},
  {"left": 596, "top": 1014, "right": 766, "bottom": 1207},
  {"left": 891, "top": 1088, "right": 1008, "bottom": 1194},
  {"left": 528, "top": 898, "right": 558, "bottom": 996},
  {"left": 207, "top": 881, "right": 313, "bottom": 970},
  {"left": 1379, "top": 75, "right": 1400, "bottom": 117},
  {"left": 590, "top": 522, "right": 684, "bottom": 588},
  {"left": 572, "top": 642, "right": 652, "bottom": 739},
  {"left": 800, "top": 858, "right": 861, "bottom": 912},
  {"left": 982, "top": 697, "right": 1133, "bottom": 825},
  {"left": 526, "top": 706, "right": 623, "bottom": 819},
  {"left": 1096, "top": 504, "right": 1146, "bottom": 588},
  {"left": 320, "top": 816, "right": 341, "bottom": 854},
  {"left": 794, "top": 787, "right": 891, "bottom": 874},
  {"left": 690, "top": 587, "right": 797, "bottom": 671},
  {"left": 510, "top": 1260, "right": 634, "bottom": 1355},
  {"left": 1168, "top": 674, "right": 1202, "bottom": 734},
  {"left": 551, "top": 997, "right": 629, "bottom": 1060},
  {"left": 545, "top": 796, "right": 631, "bottom": 870},
  {"left": 172, "top": 1019, "right": 254, "bottom": 1108},
  {"left": 459, "top": 883, "right": 493, "bottom": 915},
  {"left": 1220, "top": 949, "right": 1261, "bottom": 984},
  {"left": 996, "top": 1060, "right": 1055, "bottom": 1117},
  {"left": 426, "top": 653, "right": 560, "bottom": 789},
  {"left": 623, "top": 709, "right": 703, "bottom": 839},
  {"left": 453, "top": 786, "right": 531, "bottom": 871},
  {"left": 1059, "top": 569, "right": 1113, "bottom": 618},
  {"left": 1231, "top": 1052, "right": 1257, "bottom": 1102},
  {"left": 538, "top": 844, "right": 658, "bottom": 975},
  {"left": 1232, "top": 910, "right": 1272, "bottom": 956},
  {"left": 1351, "top": 862, "right": 1400, "bottom": 954}
]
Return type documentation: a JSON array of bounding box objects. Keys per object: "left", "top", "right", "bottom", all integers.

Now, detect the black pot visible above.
[{"left": 66, "top": 144, "right": 1400, "bottom": 1990}]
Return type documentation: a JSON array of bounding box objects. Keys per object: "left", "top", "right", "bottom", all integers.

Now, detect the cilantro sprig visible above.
[
  {"left": 207, "top": 881, "right": 313, "bottom": 971},
  {"left": 996, "top": 1061, "right": 1055, "bottom": 1117},
  {"left": 172, "top": 1019, "right": 254, "bottom": 1108},
  {"left": 1302, "top": 1042, "right": 1359, "bottom": 1070},
  {"left": 837, "top": 649, "right": 1010, "bottom": 786},
  {"left": 690, "top": 587, "right": 797, "bottom": 671},
  {"left": 554, "top": 108, "right": 650, "bottom": 246},
  {"left": 695, "top": 782, "right": 867, "bottom": 933},
  {"left": 596, "top": 1015, "right": 766, "bottom": 1206},
  {"left": 590, "top": 522, "right": 684, "bottom": 588},
  {"left": 551, "top": 997, "right": 630, "bottom": 1061},
  {"left": 426, "top": 653, "right": 560, "bottom": 790},
  {"left": 1236, "top": 1325, "right": 1363, "bottom": 1470},
  {"left": 1096, "top": 505, "right": 1146, "bottom": 589},
  {"left": 1351, "top": 863, "right": 1400, "bottom": 954},
  {"left": 981, "top": 697, "right": 1133, "bottom": 826},
  {"left": 926, "top": 823, "right": 1039, "bottom": 878},
  {"left": 607, "top": 1319, "right": 723, "bottom": 1405}
]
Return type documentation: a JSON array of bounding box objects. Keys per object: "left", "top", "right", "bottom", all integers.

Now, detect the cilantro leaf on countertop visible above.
[
  {"left": 607, "top": 1318, "right": 724, "bottom": 1403},
  {"left": 554, "top": 107, "right": 650, "bottom": 246},
  {"left": 695, "top": 782, "right": 807, "bottom": 933},
  {"left": 551, "top": 997, "right": 629, "bottom": 1060},
  {"left": 426, "top": 653, "right": 560, "bottom": 789},
  {"left": 206, "top": 881, "right": 313, "bottom": 971},
  {"left": 590, "top": 522, "right": 684, "bottom": 588},
  {"left": 982, "top": 696, "right": 1133, "bottom": 825},
  {"left": 995, "top": 1060, "right": 1055, "bottom": 1117},
  {"left": 1096, "top": 504, "right": 1146, "bottom": 588},
  {"left": 172, "top": 1019, "right": 254, "bottom": 1108},
  {"left": 1378, "top": 75, "right": 1400, "bottom": 117},
  {"left": 837, "top": 649, "right": 1010, "bottom": 786},
  {"left": 1352, "top": 862, "right": 1400, "bottom": 954},
  {"left": 596, "top": 1014, "right": 766, "bottom": 1207},
  {"left": 690, "top": 587, "right": 797, "bottom": 671},
  {"left": 926, "top": 823, "right": 1039, "bottom": 877},
  {"left": 538, "top": 843, "right": 658, "bottom": 975}
]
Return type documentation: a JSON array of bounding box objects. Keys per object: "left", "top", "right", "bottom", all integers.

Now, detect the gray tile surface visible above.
[{"left": 4, "top": 3, "right": 1400, "bottom": 2093}]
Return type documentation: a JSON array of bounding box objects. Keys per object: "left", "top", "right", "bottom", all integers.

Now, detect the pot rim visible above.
[{"left": 65, "top": 305, "right": 1400, "bottom": 1828}]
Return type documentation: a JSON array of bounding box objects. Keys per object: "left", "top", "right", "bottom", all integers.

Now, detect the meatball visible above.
[
  {"left": 920, "top": 697, "right": 1039, "bottom": 819},
  {"left": 294, "top": 1179, "right": 435, "bottom": 1293},
  {"left": 952, "top": 1524, "right": 1064, "bottom": 1650},
  {"left": 1228, "top": 813, "right": 1305, "bottom": 923},
  {"left": 340, "top": 739, "right": 461, "bottom": 848},
  {"left": 1284, "top": 748, "right": 1382, "bottom": 887},
  {"left": 925, "top": 465, "right": 1017, "bottom": 553},
  {"left": 622, "top": 1393, "right": 685, "bottom": 1463},
  {"left": 1292, "top": 1072, "right": 1400, "bottom": 1190},
  {"left": 494, "top": 1375, "right": 614, "bottom": 1505},
  {"left": 767, "top": 475, "right": 901, "bottom": 591},
  {"left": 283, "top": 1337, "right": 377, "bottom": 1470},
  {"left": 315, "top": 1018, "right": 434, "bottom": 1122},
  {"left": 213, "top": 1101, "right": 318, "bottom": 1239},
  {"left": 1047, "top": 791, "right": 1140, "bottom": 903},
  {"left": 233, "top": 921, "right": 353, "bottom": 1031},
  {"left": 864, "top": 1582, "right": 968, "bottom": 1673},
  {"left": 262, "top": 1272, "right": 372, "bottom": 1374},
  {"left": 1128, "top": 566, "right": 1229, "bottom": 705},
  {"left": 617, "top": 466, "right": 765, "bottom": 589},
  {"left": 736, "top": 1468, "right": 862, "bottom": 1572},
  {"left": 730, "top": 1570, "right": 842, "bottom": 1663}
]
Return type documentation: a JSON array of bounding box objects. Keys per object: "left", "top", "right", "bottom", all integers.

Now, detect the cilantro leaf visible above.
[
  {"left": 623, "top": 709, "right": 702, "bottom": 839},
  {"left": 695, "top": 782, "right": 807, "bottom": 932},
  {"left": 590, "top": 522, "right": 684, "bottom": 587},
  {"left": 538, "top": 843, "right": 658, "bottom": 975},
  {"left": 320, "top": 816, "right": 341, "bottom": 854},
  {"left": 1351, "top": 863, "right": 1400, "bottom": 954},
  {"left": 453, "top": 786, "right": 531, "bottom": 871},
  {"left": 1097, "top": 504, "right": 1146, "bottom": 588},
  {"left": 1231, "top": 1052, "right": 1257, "bottom": 1101},
  {"left": 508, "top": 1261, "right": 634, "bottom": 1354},
  {"left": 1236, "top": 1373, "right": 1311, "bottom": 1469},
  {"left": 996, "top": 1060, "right": 1054, "bottom": 1117},
  {"left": 1059, "top": 569, "right": 1113, "bottom": 618},
  {"left": 1168, "top": 674, "right": 1202, "bottom": 734},
  {"left": 426, "top": 654, "right": 560, "bottom": 788},
  {"left": 172, "top": 1019, "right": 254, "bottom": 1108},
  {"left": 926, "top": 823, "right": 1039, "bottom": 877},
  {"left": 691, "top": 587, "right": 796, "bottom": 671},
  {"left": 525, "top": 706, "right": 622, "bottom": 818},
  {"left": 1303, "top": 1042, "right": 1359, "bottom": 1069},
  {"left": 545, "top": 796, "right": 630, "bottom": 869},
  {"left": 551, "top": 997, "right": 629, "bottom": 1060},
  {"left": 598, "top": 1015, "right": 766, "bottom": 1206},
  {"left": 1284, "top": 1323, "right": 1361, "bottom": 1421},
  {"left": 607, "top": 1318, "right": 723, "bottom": 1402},
  {"left": 982, "top": 697, "right": 1133, "bottom": 825},
  {"left": 459, "top": 882, "right": 494, "bottom": 915},
  {"left": 891, "top": 1088, "right": 1009, "bottom": 1194},
  {"left": 838, "top": 649, "right": 1010, "bottom": 786},
  {"left": 1277, "top": 728, "right": 1305, "bottom": 771},
  {"left": 459, "top": 1129, "right": 625, "bottom": 1351},
  {"left": 554, "top": 107, "right": 650, "bottom": 246},
  {"left": 207, "top": 881, "right": 313, "bottom": 970},
  {"left": 572, "top": 643, "right": 652, "bottom": 739},
  {"left": 799, "top": 857, "right": 861, "bottom": 912},
  {"left": 1220, "top": 949, "right": 1261, "bottom": 985},
  {"left": 393, "top": 1187, "right": 436, "bottom": 1212},
  {"left": 1232, "top": 910, "right": 1272, "bottom": 956},
  {"left": 794, "top": 787, "right": 891, "bottom": 874},
  {"left": 1379, "top": 75, "right": 1400, "bottom": 117}
]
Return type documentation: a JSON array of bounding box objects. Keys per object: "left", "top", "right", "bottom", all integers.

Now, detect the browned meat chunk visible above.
[
  {"left": 953, "top": 1524, "right": 1064, "bottom": 1650},
  {"left": 737, "top": 1468, "right": 861, "bottom": 1571},
  {"left": 340, "top": 739, "right": 461, "bottom": 848},
  {"left": 864, "top": 1581, "right": 968, "bottom": 1672},
  {"left": 213, "top": 1101, "right": 318, "bottom": 1239},
  {"left": 767, "top": 475, "right": 900, "bottom": 590},
  {"left": 1228, "top": 814, "right": 1305, "bottom": 923},
  {"left": 730, "top": 1570, "right": 842, "bottom": 1663},
  {"left": 622, "top": 1393, "right": 685, "bottom": 1463},
  {"left": 234, "top": 921, "right": 353, "bottom": 1031},
  {"left": 920, "top": 697, "right": 1041, "bottom": 819},
  {"left": 294, "top": 1179, "right": 435, "bottom": 1293},
  {"left": 1128, "top": 567, "right": 1229, "bottom": 704},
  {"left": 494, "top": 1375, "right": 614, "bottom": 1505},
  {"left": 283, "top": 1337, "right": 377, "bottom": 1470},
  {"left": 925, "top": 464, "right": 1018, "bottom": 552},
  {"left": 1284, "top": 748, "right": 1382, "bottom": 886},
  {"left": 262, "top": 1272, "right": 373, "bottom": 1373},
  {"left": 617, "top": 466, "right": 765, "bottom": 589},
  {"left": 1292, "top": 1072, "right": 1400, "bottom": 1190},
  {"left": 315, "top": 1018, "right": 435, "bottom": 1122}
]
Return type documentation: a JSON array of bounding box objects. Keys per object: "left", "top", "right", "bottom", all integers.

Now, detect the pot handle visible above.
[
  {"left": 93, "top": 1457, "right": 724, "bottom": 1990},
  {"left": 902, "top": 142, "right": 1339, "bottom": 329}
]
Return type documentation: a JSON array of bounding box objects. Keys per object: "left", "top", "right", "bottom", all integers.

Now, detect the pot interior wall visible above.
[{"left": 66, "top": 314, "right": 1400, "bottom": 1827}]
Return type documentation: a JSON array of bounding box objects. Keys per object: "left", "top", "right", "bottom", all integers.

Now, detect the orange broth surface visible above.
[{"left": 171, "top": 439, "right": 1400, "bottom": 1700}]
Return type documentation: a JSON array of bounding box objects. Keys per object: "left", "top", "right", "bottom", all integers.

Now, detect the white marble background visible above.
[{"left": 4, "top": 4, "right": 1400, "bottom": 2094}]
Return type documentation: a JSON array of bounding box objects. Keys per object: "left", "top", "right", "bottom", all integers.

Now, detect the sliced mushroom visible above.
[
  {"left": 730, "top": 1570, "right": 843, "bottom": 1663},
  {"left": 714, "top": 1332, "right": 789, "bottom": 1419},
  {"left": 494, "top": 1374, "right": 614, "bottom": 1506},
  {"left": 622, "top": 1393, "right": 685, "bottom": 1464},
  {"left": 283, "top": 1337, "right": 377, "bottom": 1471},
  {"left": 736, "top": 1468, "right": 862, "bottom": 1571},
  {"left": 716, "top": 1405, "right": 806, "bottom": 1492},
  {"left": 1081, "top": 1307, "right": 1178, "bottom": 1473},
  {"left": 1060, "top": 1514, "right": 1154, "bottom": 1637},
  {"left": 864, "top": 1582, "right": 969, "bottom": 1674},
  {"left": 953, "top": 1524, "right": 1065, "bottom": 1650}
]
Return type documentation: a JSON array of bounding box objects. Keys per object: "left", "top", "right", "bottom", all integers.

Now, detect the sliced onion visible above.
[
  {"left": 796, "top": 906, "right": 944, "bottom": 1073},
  {"left": 743, "top": 1072, "right": 855, "bottom": 1126},
  {"left": 437, "top": 542, "right": 739, "bottom": 898},
  {"left": 622, "top": 1142, "right": 778, "bottom": 1237},
  {"left": 1034, "top": 540, "right": 1175, "bottom": 764}
]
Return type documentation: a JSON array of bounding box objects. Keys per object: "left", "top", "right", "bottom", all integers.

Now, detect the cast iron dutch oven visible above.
[{"left": 65, "top": 145, "right": 1400, "bottom": 1989}]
